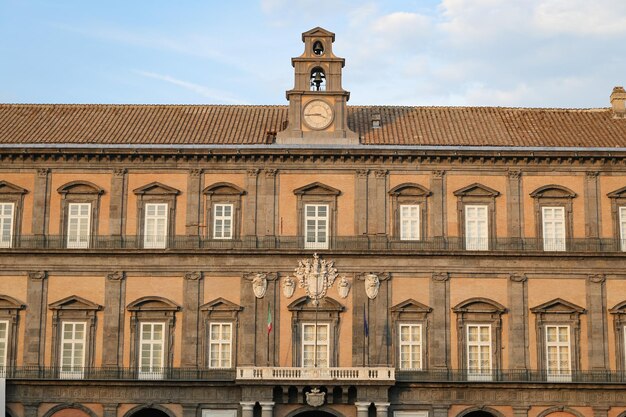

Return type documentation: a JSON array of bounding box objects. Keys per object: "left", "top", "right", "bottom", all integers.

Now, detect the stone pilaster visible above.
[
  {"left": 240, "top": 403, "right": 255, "bottom": 417},
  {"left": 507, "top": 170, "right": 523, "bottom": 239},
  {"left": 364, "top": 273, "right": 391, "bottom": 366},
  {"left": 512, "top": 407, "right": 530, "bottom": 417},
  {"left": 260, "top": 402, "right": 275, "bottom": 417},
  {"left": 181, "top": 271, "right": 203, "bottom": 367},
  {"left": 430, "top": 272, "right": 450, "bottom": 370},
  {"left": 102, "top": 271, "right": 126, "bottom": 366},
  {"left": 587, "top": 274, "right": 608, "bottom": 370},
  {"left": 182, "top": 405, "right": 198, "bottom": 417},
  {"left": 430, "top": 171, "right": 446, "bottom": 238},
  {"left": 32, "top": 168, "right": 50, "bottom": 236},
  {"left": 375, "top": 403, "right": 390, "bottom": 417},
  {"left": 109, "top": 168, "right": 127, "bottom": 236},
  {"left": 375, "top": 170, "right": 388, "bottom": 234},
  {"left": 103, "top": 404, "right": 119, "bottom": 417},
  {"left": 186, "top": 169, "right": 203, "bottom": 236},
  {"left": 243, "top": 169, "right": 259, "bottom": 237},
  {"left": 508, "top": 273, "right": 529, "bottom": 370},
  {"left": 240, "top": 273, "right": 278, "bottom": 366},
  {"left": 355, "top": 170, "right": 369, "bottom": 235},
  {"left": 355, "top": 402, "right": 370, "bottom": 417},
  {"left": 24, "top": 271, "right": 48, "bottom": 366},
  {"left": 593, "top": 407, "right": 610, "bottom": 417},
  {"left": 262, "top": 169, "right": 277, "bottom": 236},
  {"left": 585, "top": 171, "right": 601, "bottom": 238},
  {"left": 432, "top": 406, "right": 450, "bottom": 417},
  {"left": 23, "top": 403, "right": 39, "bottom": 417}
]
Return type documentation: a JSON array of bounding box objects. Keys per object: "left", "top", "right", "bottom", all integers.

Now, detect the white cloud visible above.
[{"left": 533, "top": 0, "right": 626, "bottom": 36}]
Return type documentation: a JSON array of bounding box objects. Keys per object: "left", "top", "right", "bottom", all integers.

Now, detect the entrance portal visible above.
[{"left": 128, "top": 409, "right": 171, "bottom": 417}]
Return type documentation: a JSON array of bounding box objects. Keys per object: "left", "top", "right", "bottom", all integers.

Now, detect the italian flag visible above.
[{"left": 267, "top": 304, "right": 273, "bottom": 334}]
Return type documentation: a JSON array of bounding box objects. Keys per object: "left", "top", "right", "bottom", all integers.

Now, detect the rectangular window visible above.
[
  {"left": 399, "top": 324, "right": 422, "bottom": 370},
  {"left": 67, "top": 203, "right": 91, "bottom": 248},
  {"left": 208, "top": 322, "right": 232, "bottom": 368},
  {"left": 546, "top": 325, "right": 571, "bottom": 382},
  {"left": 0, "top": 320, "right": 8, "bottom": 377},
  {"left": 0, "top": 202, "right": 14, "bottom": 248},
  {"left": 302, "top": 323, "right": 329, "bottom": 367},
  {"left": 542, "top": 206, "right": 566, "bottom": 251},
  {"left": 60, "top": 321, "right": 85, "bottom": 379},
  {"left": 467, "top": 324, "right": 492, "bottom": 381},
  {"left": 139, "top": 322, "right": 165, "bottom": 379},
  {"left": 144, "top": 203, "right": 168, "bottom": 249},
  {"left": 400, "top": 205, "right": 420, "bottom": 240},
  {"left": 304, "top": 204, "right": 329, "bottom": 249},
  {"left": 213, "top": 204, "right": 233, "bottom": 239},
  {"left": 465, "top": 205, "right": 488, "bottom": 250},
  {"left": 619, "top": 206, "right": 626, "bottom": 252}
]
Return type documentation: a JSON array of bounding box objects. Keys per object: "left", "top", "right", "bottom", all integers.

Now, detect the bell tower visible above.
[{"left": 276, "top": 27, "right": 359, "bottom": 145}]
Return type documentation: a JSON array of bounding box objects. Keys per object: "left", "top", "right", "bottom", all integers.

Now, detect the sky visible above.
[{"left": 1, "top": 0, "right": 626, "bottom": 108}]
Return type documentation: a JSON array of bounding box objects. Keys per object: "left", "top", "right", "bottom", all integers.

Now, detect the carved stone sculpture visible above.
[
  {"left": 337, "top": 275, "right": 350, "bottom": 299},
  {"left": 251, "top": 273, "right": 268, "bottom": 299},
  {"left": 364, "top": 273, "right": 380, "bottom": 299},
  {"left": 282, "top": 276, "right": 295, "bottom": 298},
  {"left": 294, "top": 253, "right": 338, "bottom": 305}
]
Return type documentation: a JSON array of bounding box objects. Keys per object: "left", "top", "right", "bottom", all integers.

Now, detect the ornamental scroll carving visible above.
[
  {"left": 184, "top": 271, "right": 203, "bottom": 281},
  {"left": 244, "top": 272, "right": 277, "bottom": 299},
  {"left": 588, "top": 274, "right": 606, "bottom": 283},
  {"left": 432, "top": 272, "right": 449, "bottom": 282},
  {"left": 107, "top": 271, "right": 126, "bottom": 281},
  {"left": 293, "top": 253, "right": 339, "bottom": 305},
  {"left": 28, "top": 271, "right": 47, "bottom": 281},
  {"left": 509, "top": 273, "right": 527, "bottom": 283}
]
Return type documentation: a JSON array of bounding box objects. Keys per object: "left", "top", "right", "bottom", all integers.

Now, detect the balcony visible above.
[
  {"left": 1, "top": 235, "right": 624, "bottom": 254},
  {"left": 236, "top": 366, "right": 395, "bottom": 383}
]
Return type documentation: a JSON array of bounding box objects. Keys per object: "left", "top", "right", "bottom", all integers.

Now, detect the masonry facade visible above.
[{"left": 1, "top": 26, "right": 626, "bottom": 417}]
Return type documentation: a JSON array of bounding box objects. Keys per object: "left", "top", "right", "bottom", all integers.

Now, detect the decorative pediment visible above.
[
  {"left": 608, "top": 186, "right": 626, "bottom": 199},
  {"left": 127, "top": 296, "right": 180, "bottom": 311},
  {"left": 453, "top": 297, "right": 506, "bottom": 314},
  {"left": 391, "top": 299, "right": 432, "bottom": 314},
  {"left": 0, "top": 181, "right": 28, "bottom": 195},
  {"left": 57, "top": 181, "right": 104, "bottom": 196},
  {"left": 0, "top": 294, "right": 25, "bottom": 310},
  {"left": 200, "top": 297, "right": 243, "bottom": 312},
  {"left": 530, "top": 185, "right": 576, "bottom": 199},
  {"left": 302, "top": 27, "right": 335, "bottom": 41},
  {"left": 293, "top": 182, "right": 341, "bottom": 196},
  {"left": 609, "top": 301, "right": 626, "bottom": 314},
  {"left": 530, "top": 298, "right": 585, "bottom": 314},
  {"left": 49, "top": 295, "right": 102, "bottom": 311},
  {"left": 203, "top": 182, "right": 246, "bottom": 196},
  {"left": 288, "top": 296, "right": 344, "bottom": 312},
  {"left": 389, "top": 183, "right": 431, "bottom": 197},
  {"left": 133, "top": 182, "right": 180, "bottom": 196},
  {"left": 453, "top": 183, "right": 500, "bottom": 197}
]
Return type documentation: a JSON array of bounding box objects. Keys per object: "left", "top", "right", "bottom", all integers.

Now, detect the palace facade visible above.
[{"left": 1, "top": 26, "right": 626, "bottom": 417}]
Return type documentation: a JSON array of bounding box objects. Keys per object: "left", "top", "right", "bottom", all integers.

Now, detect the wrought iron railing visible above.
[
  {"left": 396, "top": 368, "right": 626, "bottom": 383},
  {"left": 2, "top": 366, "right": 235, "bottom": 381},
  {"left": 1, "top": 235, "right": 624, "bottom": 253}
]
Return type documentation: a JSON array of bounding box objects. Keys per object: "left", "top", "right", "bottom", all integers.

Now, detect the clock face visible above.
[{"left": 303, "top": 100, "right": 334, "bottom": 130}]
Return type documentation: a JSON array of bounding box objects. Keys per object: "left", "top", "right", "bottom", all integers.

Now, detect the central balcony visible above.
[{"left": 236, "top": 367, "right": 395, "bottom": 383}]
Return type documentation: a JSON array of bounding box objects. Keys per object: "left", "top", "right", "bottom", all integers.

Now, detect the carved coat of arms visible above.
[
  {"left": 251, "top": 273, "right": 268, "bottom": 299},
  {"left": 294, "top": 253, "right": 338, "bottom": 305},
  {"left": 364, "top": 273, "right": 380, "bottom": 299},
  {"left": 305, "top": 387, "right": 325, "bottom": 407}
]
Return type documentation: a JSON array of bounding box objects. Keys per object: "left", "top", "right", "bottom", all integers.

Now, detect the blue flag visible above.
[{"left": 363, "top": 304, "right": 369, "bottom": 337}]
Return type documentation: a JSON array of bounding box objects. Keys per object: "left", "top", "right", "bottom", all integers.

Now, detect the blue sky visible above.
[{"left": 1, "top": 0, "right": 625, "bottom": 108}]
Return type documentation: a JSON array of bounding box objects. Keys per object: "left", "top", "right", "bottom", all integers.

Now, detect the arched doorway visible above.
[
  {"left": 287, "top": 409, "right": 344, "bottom": 417},
  {"left": 128, "top": 409, "right": 172, "bottom": 417},
  {"left": 460, "top": 410, "right": 501, "bottom": 417}
]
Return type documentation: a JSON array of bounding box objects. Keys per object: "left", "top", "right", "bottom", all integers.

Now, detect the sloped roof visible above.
[{"left": 0, "top": 104, "right": 625, "bottom": 148}]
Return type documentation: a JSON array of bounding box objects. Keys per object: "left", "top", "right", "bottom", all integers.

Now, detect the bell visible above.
[
  {"left": 313, "top": 42, "right": 324, "bottom": 56},
  {"left": 312, "top": 72, "right": 324, "bottom": 91}
]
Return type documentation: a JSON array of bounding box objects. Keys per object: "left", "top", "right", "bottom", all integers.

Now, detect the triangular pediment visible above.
[
  {"left": 453, "top": 297, "right": 506, "bottom": 314},
  {"left": 49, "top": 295, "right": 101, "bottom": 311},
  {"left": 57, "top": 180, "right": 104, "bottom": 195},
  {"left": 608, "top": 186, "right": 626, "bottom": 199},
  {"left": 531, "top": 298, "right": 585, "bottom": 314},
  {"left": 203, "top": 182, "right": 246, "bottom": 196},
  {"left": 302, "top": 27, "right": 335, "bottom": 41},
  {"left": 127, "top": 296, "right": 180, "bottom": 311},
  {"left": 293, "top": 182, "right": 341, "bottom": 196},
  {"left": 530, "top": 185, "right": 576, "bottom": 199},
  {"left": 200, "top": 297, "right": 242, "bottom": 312},
  {"left": 453, "top": 183, "right": 500, "bottom": 197},
  {"left": 288, "top": 296, "right": 344, "bottom": 312},
  {"left": 389, "top": 183, "right": 431, "bottom": 197},
  {"left": 391, "top": 299, "right": 432, "bottom": 313},
  {"left": 133, "top": 182, "right": 180, "bottom": 196},
  {"left": 0, "top": 181, "right": 28, "bottom": 195},
  {"left": 0, "top": 294, "right": 25, "bottom": 310}
]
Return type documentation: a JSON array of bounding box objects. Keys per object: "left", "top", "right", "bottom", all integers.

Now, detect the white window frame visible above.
[
  {"left": 400, "top": 204, "right": 420, "bottom": 241},
  {"left": 208, "top": 322, "right": 232, "bottom": 369},
  {"left": 59, "top": 321, "right": 86, "bottom": 379},
  {"left": 144, "top": 203, "right": 168, "bottom": 249},
  {"left": 465, "top": 205, "right": 488, "bottom": 251},
  {"left": 466, "top": 324, "right": 492, "bottom": 381},
  {"left": 545, "top": 324, "right": 571, "bottom": 382},
  {"left": 0, "top": 320, "right": 8, "bottom": 377},
  {"left": 619, "top": 206, "right": 626, "bottom": 252},
  {"left": 398, "top": 323, "right": 422, "bottom": 370},
  {"left": 304, "top": 204, "right": 329, "bottom": 250},
  {"left": 213, "top": 204, "right": 234, "bottom": 240},
  {"left": 0, "top": 202, "right": 14, "bottom": 248},
  {"left": 138, "top": 322, "right": 165, "bottom": 379},
  {"left": 302, "top": 322, "right": 329, "bottom": 367},
  {"left": 542, "top": 206, "right": 566, "bottom": 251},
  {"left": 66, "top": 202, "right": 91, "bottom": 249}
]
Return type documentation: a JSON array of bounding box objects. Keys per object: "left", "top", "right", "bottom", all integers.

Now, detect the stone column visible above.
[
  {"left": 430, "top": 171, "right": 446, "bottom": 238},
  {"left": 585, "top": 171, "right": 601, "bottom": 239},
  {"left": 587, "top": 274, "right": 608, "bottom": 370},
  {"left": 240, "top": 403, "right": 255, "bottom": 417},
  {"left": 512, "top": 407, "right": 529, "bottom": 417},
  {"left": 432, "top": 406, "right": 449, "bottom": 417},
  {"left": 186, "top": 169, "right": 203, "bottom": 236},
  {"left": 355, "top": 170, "right": 369, "bottom": 235},
  {"left": 376, "top": 402, "right": 390, "bottom": 417},
  {"left": 243, "top": 169, "right": 259, "bottom": 237},
  {"left": 508, "top": 273, "right": 529, "bottom": 370},
  {"left": 260, "top": 402, "right": 275, "bottom": 417},
  {"left": 355, "top": 402, "right": 370, "bottom": 417},
  {"left": 430, "top": 272, "right": 450, "bottom": 370},
  {"left": 103, "top": 404, "right": 119, "bottom": 417},
  {"left": 32, "top": 168, "right": 50, "bottom": 236},
  {"left": 23, "top": 403, "right": 39, "bottom": 417},
  {"left": 24, "top": 271, "right": 48, "bottom": 366},
  {"left": 507, "top": 170, "right": 522, "bottom": 239},
  {"left": 102, "top": 271, "right": 126, "bottom": 366},
  {"left": 375, "top": 170, "right": 388, "bottom": 235},
  {"left": 109, "top": 168, "right": 127, "bottom": 237},
  {"left": 182, "top": 405, "right": 198, "bottom": 417},
  {"left": 593, "top": 407, "right": 609, "bottom": 417},
  {"left": 181, "top": 271, "right": 203, "bottom": 367},
  {"left": 263, "top": 169, "right": 277, "bottom": 237}
]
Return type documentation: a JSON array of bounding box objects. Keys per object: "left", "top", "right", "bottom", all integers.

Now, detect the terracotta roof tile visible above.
[{"left": 0, "top": 104, "right": 625, "bottom": 148}]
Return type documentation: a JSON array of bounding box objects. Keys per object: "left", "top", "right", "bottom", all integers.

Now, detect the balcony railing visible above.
[
  {"left": 1, "top": 235, "right": 624, "bottom": 254},
  {"left": 236, "top": 366, "right": 395, "bottom": 381},
  {"left": 2, "top": 366, "right": 235, "bottom": 381},
  {"left": 396, "top": 368, "right": 626, "bottom": 383}
]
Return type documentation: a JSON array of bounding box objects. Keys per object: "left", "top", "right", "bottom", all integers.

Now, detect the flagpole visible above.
[{"left": 266, "top": 302, "right": 272, "bottom": 366}]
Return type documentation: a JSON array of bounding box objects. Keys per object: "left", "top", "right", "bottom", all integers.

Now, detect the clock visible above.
[{"left": 303, "top": 100, "right": 334, "bottom": 130}]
